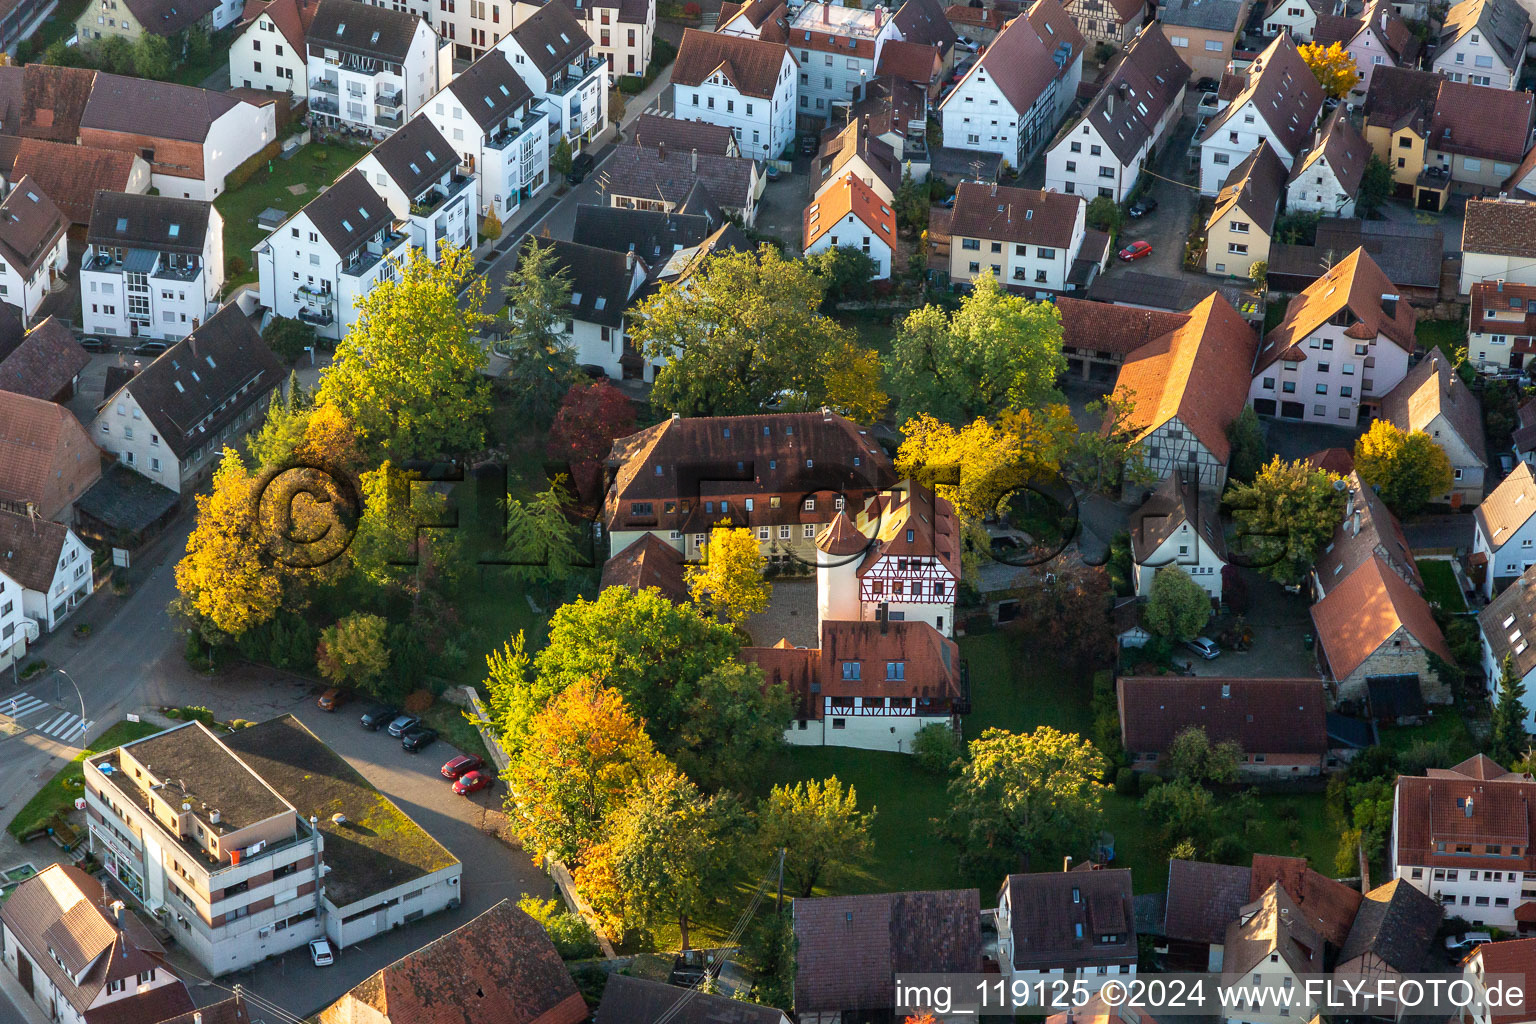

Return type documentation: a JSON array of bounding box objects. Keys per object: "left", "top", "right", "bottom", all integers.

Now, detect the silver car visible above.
[{"left": 1185, "top": 637, "right": 1220, "bottom": 660}]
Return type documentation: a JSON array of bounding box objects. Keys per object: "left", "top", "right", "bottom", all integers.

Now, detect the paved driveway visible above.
[
  {"left": 1102, "top": 113, "right": 1201, "bottom": 278},
  {"left": 1187, "top": 569, "right": 1320, "bottom": 679}
]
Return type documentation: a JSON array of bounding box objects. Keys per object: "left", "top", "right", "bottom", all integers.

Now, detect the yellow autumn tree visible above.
[
  {"left": 174, "top": 450, "right": 286, "bottom": 638},
  {"left": 1354, "top": 419, "right": 1453, "bottom": 516},
  {"left": 686, "top": 525, "right": 772, "bottom": 626},
  {"left": 895, "top": 408, "right": 1074, "bottom": 521},
  {"left": 821, "top": 340, "right": 889, "bottom": 424},
  {"left": 1298, "top": 41, "right": 1360, "bottom": 99}
]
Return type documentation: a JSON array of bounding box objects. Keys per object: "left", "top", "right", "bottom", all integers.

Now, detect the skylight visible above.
[
  {"left": 499, "top": 84, "right": 509, "bottom": 95},
  {"left": 115, "top": 217, "right": 128, "bottom": 232},
  {"left": 337, "top": 22, "right": 345, "bottom": 33},
  {"left": 205, "top": 355, "right": 217, "bottom": 369},
  {"left": 594, "top": 297, "right": 606, "bottom": 309},
  {"left": 572, "top": 291, "right": 583, "bottom": 303},
  {"left": 425, "top": 149, "right": 435, "bottom": 161},
  {"left": 173, "top": 381, "right": 185, "bottom": 393},
  {"left": 485, "top": 95, "right": 495, "bottom": 106},
  {"left": 342, "top": 218, "right": 353, "bottom": 231},
  {"left": 358, "top": 207, "right": 369, "bottom": 218},
  {"left": 168, "top": 224, "right": 180, "bottom": 237},
  {"left": 371, "top": 30, "right": 380, "bottom": 42}
]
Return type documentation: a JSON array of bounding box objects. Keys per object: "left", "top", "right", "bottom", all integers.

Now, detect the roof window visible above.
[
  {"left": 336, "top": 22, "right": 345, "bottom": 33},
  {"left": 168, "top": 224, "right": 180, "bottom": 238}
]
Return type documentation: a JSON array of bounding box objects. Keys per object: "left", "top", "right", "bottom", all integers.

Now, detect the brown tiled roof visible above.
[
  {"left": 1381, "top": 353, "right": 1487, "bottom": 467},
  {"left": 0, "top": 390, "right": 101, "bottom": 520},
  {"left": 1471, "top": 939, "right": 1536, "bottom": 1024},
  {"left": 238, "top": 0, "right": 319, "bottom": 52},
  {"left": 1310, "top": 554, "right": 1454, "bottom": 681},
  {"left": 1163, "top": 859, "right": 1252, "bottom": 944},
  {"left": 848, "top": 75, "right": 928, "bottom": 143},
  {"left": 1290, "top": 107, "right": 1369, "bottom": 199},
  {"left": 1247, "top": 854, "right": 1363, "bottom": 949},
  {"left": 671, "top": 28, "right": 792, "bottom": 99},
  {"left": 507, "top": 1, "right": 592, "bottom": 76},
  {"left": 1118, "top": 677, "right": 1327, "bottom": 756},
  {"left": 14, "top": 65, "right": 97, "bottom": 144},
  {"left": 1439, "top": 0, "right": 1528, "bottom": 73},
  {"left": 1207, "top": 140, "right": 1287, "bottom": 238},
  {"left": 1392, "top": 760, "right": 1536, "bottom": 875},
  {"left": 1129, "top": 471, "right": 1226, "bottom": 563},
  {"left": 0, "top": 865, "right": 185, "bottom": 1019},
  {"left": 1471, "top": 281, "right": 1536, "bottom": 332},
  {"left": 1315, "top": 471, "right": 1421, "bottom": 595},
  {"left": 1004, "top": 869, "right": 1137, "bottom": 970},
  {"left": 1199, "top": 35, "right": 1323, "bottom": 159},
  {"left": 948, "top": 179, "right": 1083, "bottom": 249},
  {"left": 630, "top": 112, "right": 738, "bottom": 156},
  {"left": 0, "top": 175, "right": 64, "bottom": 278},
  {"left": 893, "top": 0, "right": 959, "bottom": 50},
  {"left": 0, "top": 317, "right": 88, "bottom": 402},
  {"left": 600, "top": 533, "right": 687, "bottom": 603},
  {"left": 1337, "top": 879, "right": 1442, "bottom": 972},
  {"left": 1479, "top": 565, "right": 1536, "bottom": 679},
  {"left": 1463, "top": 198, "right": 1536, "bottom": 260},
  {"left": 1475, "top": 460, "right": 1536, "bottom": 551},
  {"left": 876, "top": 38, "right": 942, "bottom": 83},
  {"left": 849, "top": 480, "right": 961, "bottom": 576},
  {"left": 819, "top": 120, "right": 903, "bottom": 196},
  {"left": 1312, "top": 12, "right": 1360, "bottom": 44},
  {"left": 1075, "top": 24, "right": 1191, "bottom": 167},
  {"left": 154, "top": 994, "right": 252, "bottom": 1024},
  {"left": 595, "top": 974, "right": 787, "bottom": 1024},
  {"left": 805, "top": 173, "right": 896, "bottom": 250},
  {"left": 317, "top": 901, "right": 587, "bottom": 1024},
  {"left": 1254, "top": 247, "right": 1416, "bottom": 374},
  {"left": 1055, "top": 297, "right": 1188, "bottom": 356},
  {"left": 1429, "top": 78, "right": 1533, "bottom": 163},
  {"left": 1113, "top": 292, "right": 1259, "bottom": 463},
  {"left": 941, "top": 0, "right": 1083, "bottom": 118},
  {"left": 793, "top": 889, "right": 981, "bottom": 1013},
  {"left": 1360, "top": 0, "right": 1421, "bottom": 62},
  {"left": 944, "top": 4, "right": 1008, "bottom": 31},
  {"left": 603, "top": 142, "right": 757, "bottom": 211},
  {"left": 1305, "top": 447, "right": 1355, "bottom": 475},
  {"left": 11, "top": 139, "right": 143, "bottom": 226},
  {"left": 1223, "top": 883, "right": 1326, "bottom": 977},
  {"left": 79, "top": 74, "right": 241, "bottom": 145},
  {"left": 1362, "top": 64, "right": 1439, "bottom": 135},
  {"left": 122, "top": 0, "right": 219, "bottom": 36}
]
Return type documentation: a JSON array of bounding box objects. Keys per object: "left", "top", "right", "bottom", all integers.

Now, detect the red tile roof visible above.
[
  {"left": 237, "top": 0, "right": 318, "bottom": 53},
  {"left": 1004, "top": 869, "right": 1137, "bottom": 970},
  {"left": 1464, "top": 197, "right": 1536, "bottom": 260},
  {"left": 940, "top": 0, "right": 1082, "bottom": 117},
  {"left": 1117, "top": 677, "right": 1328, "bottom": 757},
  {"left": 1392, "top": 758, "right": 1536, "bottom": 875},
  {"left": 1380, "top": 351, "right": 1487, "bottom": 467},
  {"left": 1305, "top": 447, "right": 1355, "bottom": 475},
  {"left": 0, "top": 390, "right": 102, "bottom": 522},
  {"left": 1248, "top": 854, "right": 1364, "bottom": 948},
  {"left": 1055, "top": 296, "right": 1189, "bottom": 357},
  {"left": 804, "top": 173, "right": 896, "bottom": 250},
  {"left": 599, "top": 533, "right": 687, "bottom": 603},
  {"left": 1471, "top": 280, "right": 1536, "bottom": 335},
  {"left": 1471, "top": 938, "right": 1536, "bottom": 1024},
  {"left": 671, "top": 27, "right": 793, "bottom": 99},
  {"left": 1310, "top": 554, "right": 1454, "bottom": 681},
  {"left": 876, "top": 38, "right": 942, "bottom": 83},
  {"left": 11, "top": 139, "right": 143, "bottom": 226},
  {"left": 1429, "top": 76, "right": 1534, "bottom": 163},
  {"left": 1254, "top": 247, "right": 1416, "bottom": 375}
]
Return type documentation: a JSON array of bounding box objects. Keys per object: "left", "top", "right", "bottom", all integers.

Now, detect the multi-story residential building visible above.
[
  {"left": 604, "top": 409, "right": 897, "bottom": 565},
  {"left": 0, "top": 865, "right": 194, "bottom": 1024},
  {"left": 1315, "top": 0, "right": 1421, "bottom": 101},
  {"left": 1381, "top": 353, "right": 1487, "bottom": 506},
  {"left": 1064, "top": 0, "right": 1144, "bottom": 48},
  {"left": 1473, "top": 462, "right": 1536, "bottom": 597},
  {"left": 893, "top": 0, "right": 958, "bottom": 72},
  {"left": 0, "top": 389, "right": 102, "bottom": 523},
  {"left": 1129, "top": 472, "right": 1226, "bottom": 599},
  {"left": 83, "top": 716, "right": 462, "bottom": 976},
  {"left": 996, "top": 868, "right": 1137, "bottom": 998},
  {"left": 788, "top": 2, "right": 901, "bottom": 120},
  {"left": 1043, "top": 24, "right": 1190, "bottom": 202},
  {"left": 1249, "top": 247, "right": 1416, "bottom": 425},
  {"left": 0, "top": 177, "right": 68, "bottom": 324},
  {"left": 744, "top": 619, "right": 966, "bottom": 751},
  {"left": 352, "top": 116, "right": 477, "bottom": 262},
  {"left": 804, "top": 173, "right": 896, "bottom": 280},
  {"left": 814, "top": 480, "right": 959, "bottom": 636},
  {"left": 944, "top": 181, "right": 1089, "bottom": 296},
  {"left": 1479, "top": 566, "right": 1536, "bottom": 731},
  {"left": 601, "top": 141, "right": 761, "bottom": 224},
  {"left": 1119, "top": 677, "right": 1329, "bottom": 776},
  {"left": 1285, "top": 108, "right": 1369, "bottom": 217},
  {"left": 1197, "top": 34, "right": 1324, "bottom": 196},
  {"left": 1312, "top": 551, "right": 1453, "bottom": 704},
  {"left": 78, "top": 76, "right": 278, "bottom": 201},
  {"left": 425, "top": 48, "right": 549, "bottom": 225},
  {"left": 1203, "top": 140, "right": 1285, "bottom": 277},
  {"left": 495, "top": 3, "right": 608, "bottom": 154},
  {"left": 229, "top": 0, "right": 318, "bottom": 93},
  {"left": 1261, "top": 0, "right": 1339, "bottom": 42},
  {"left": 1468, "top": 279, "right": 1536, "bottom": 371},
  {"left": 670, "top": 28, "right": 796, "bottom": 160},
  {"left": 0, "top": 558, "right": 33, "bottom": 675},
  {"left": 1311, "top": 470, "right": 1423, "bottom": 602},
  {"left": 1390, "top": 753, "right": 1536, "bottom": 929},
  {"left": 555, "top": 0, "right": 655, "bottom": 81},
  {"left": 716, "top": 0, "right": 790, "bottom": 41},
  {"left": 0, "top": 508, "right": 94, "bottom": 633},
  {"left": 1461, "top": 199, "right": 1536, "bottom": 294},
  {"left": 255, "top": 170, "right": 411, "bottom": 340},
  {"left": 1433, "top": 0, "right": 1528, "bottom": 88},
  {"left": 1161, "top": 0, "right": 1252, "bottom": 80},
  {"left": 81, "top": 193, "right": 223, "bottom": 341},
  {"left": 1219, "top": 884, "right": 1324, "bottom": 1024},
  {"left": 937, "top": 0, "right": 1083, "bottom": 168},
  {"left": 815, "top": 120, "right": 902, "bottom": 202},
  {"left": 305, "top": 0, "right": 444, "bottom": 137},
  {"left": 1463, "top": 938, "right": 1536, "bottom": 1014},
  {"left": 90, "top": 305, "right": 283, "bottom": 494},
  {"left": 509, "top": 237, "right": 648, "bottom": 378},
  {"left": 75, "top": 0, "right": 217, "bottom": 51}
]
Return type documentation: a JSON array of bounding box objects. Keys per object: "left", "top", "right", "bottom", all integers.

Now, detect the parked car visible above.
[
  {"left": 454, "top": 770, "right": 493, "bottom": 795},
  {"left": 133, "top": 340, "right": 168, "bottom": 357},
  {"left": 765, "top": 163, "right": 781, "bottom": 181},
  {"left": 938, "top": 193, "right": 957, "bottom": 208},
  {"left": 401, "top": 724, "right": 438, "bottom": 752},
  {"left": 1185, "top": 637, "right": 1221, "bottom": 660},
  {"left": 317, "top": 688, "right": 349, "bottom": 711},
  {"left": 1194, "top": 76, "right": 1219, "bottom": 92},
  {"left": 565, "top": 152, "right": 595, "bottom": 185},
  {"left": 1117, "top": 240, "right": 1153, "bottom": 262},
  {"left": 1128, "top": 197, "right": 1158, "bottom": 218},
  {"left": 579, "top": 363, "right": 607, "bottom": 379},
  {"left": 441, "top": 754, "right": 484, "bottom": 779},
  {"left": 309, "top": 939, "right": 335, "bottom": 967},
  {"left": 1446, "top": 932, "right": 1494, "bottom": 952},
  {"left": 359, "top": 705, "right": 399, "bottom": 730},
  {"left": 800, "top": 134, "right": 818, "bottom": 155},
  {"left": 79, "top": 336, "right": 108, "bottom": 353},
  {"left": 386, "top": 713, "right": 421, "bottom": 737}
]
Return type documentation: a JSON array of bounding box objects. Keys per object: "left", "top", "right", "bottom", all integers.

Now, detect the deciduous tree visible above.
[
  {"left": 1224, "top": 456, "right": 1347, "bottom": 584},
  {"left": 315, "top": 612, "right": 390, "bottom": 691},
  {"left": 546, "top": 380, "right": 636, "bottom": 472},
  {"left": 348, "top": 461, "right": 457, "bottom": 592},
  {"left": 1140, "top": 778, "right": 1258, "bottom": 861},
  {"left": 805, "top": 246, "right": 878, "bottom": 308},
  {"left": 1166, "top": 726, "right": 1242, "bottom": 785},
  {"left": 509, "top": 677, "right": 673, "bottom": 863},
  {"left": 1069, "top": 387, "right": 1155, "bottom": 494},
  {"left": 1225, "top": 406, "right": 1268, "bottom": 483},
  {"left": 885, "top": 272, "right": 1066, "bottom": 424},
  {"left": 1354, "top": 419, "right": 1454, "bottom": 516},
  {"left": 896, "top": 410, "right": 1074, "bottom": 522},
  {"left": 1358, "top": 155, "right": 1393, "bottom": 217},
  {"left": 174, "top": 451, "right": 286, "bottom": 639},
  {"left": 1143, "top": 566, "right": 1211, "bottom": 642},
  {"left": 943, "top": 726, "right": 1107, "bottom": 876},
  {"left": 1298, "top": 41, "right": 1360, "bottom": 98},
  {"left": 1004, "top": 559, "right": 1114, "bottom": 671},
  {"left": 687, "top": 526, "right": 772, "bottom": 625},
  {"left": 673, "top": 662, "right": 792, "bottom": 793},
  {"left": 757, "top": 777, "right": 875, "bottom": 896},
  {"left": 477, "top": 632, "right": 564, "bottom": 758},
  {"left": 316, "top": 247, "right": 492, "bottom": 461}
]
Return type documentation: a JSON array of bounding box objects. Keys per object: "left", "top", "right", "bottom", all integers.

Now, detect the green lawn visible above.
[
  {"left": 1417, "top": 559, "right": 1467, "bottom": 611},
  {"left": 833, "top": 310, "right": 907, "bottom": 360},
  {"left": 26, "top": 0, "right": 90, "bottom": 53},
  {"left": 168, "top": 30, "right": 236, "bottom": 87},
  {"left": 214, "top": 141, "right": 371, "bottom": 292},
  {"left": 7, "top": 720, "right": 164, "bottom": 839},
  {"left": 421, "top": 701, "right": 493, "bottom": 763},
  {"left": 1379, "top": 706, "right": 1478, "bottom": 761},
  {"left": 1417, "top": 318, "right": 1473, "bottom": 381},
  {"left": 963, "top": 634, "right": 1093, "bottom": 736}
]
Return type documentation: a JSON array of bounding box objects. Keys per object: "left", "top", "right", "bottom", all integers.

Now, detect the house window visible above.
[{"left": 842, "top": 661, "right": 861, "bottom": 680}]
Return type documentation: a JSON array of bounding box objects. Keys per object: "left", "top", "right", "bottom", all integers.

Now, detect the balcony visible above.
[
  {"left": 340, "top": 228, "right": 407, "bottom": 277},
  {"left": 310, "top": 94, "right": 339, "bottom": 115},
  {"left": 87, "top": 247, "right": 120, "bottom": 270},
  {"left": 486, "top": 107, "right": 545, "bottom": 150},
  {"left": 408, "top": 173, "right": 473, "bottom": 218},
  {"left": 376, "top": 89, "right": 402, "bottom": 109},
  {"left": 152, "top": 255, "right": 201, "bottom": 282},
  {"left": 549, "top": 56, "right": 605, "bottom": 94},
  {"left": 294, "top": 285, "right": 334, "bottom": 305},
  {"left": 297, "top": 308, "right": 335, "bottom": 326},
  {"left": 310, "top": 76, "right": 339, "bottom": 94},
  {"left": 376, "top": 109, "right": 403, "bottom": 129}
]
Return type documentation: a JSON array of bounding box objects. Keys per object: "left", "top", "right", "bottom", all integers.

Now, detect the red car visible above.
[
  {"left": 454, "top": 770, "right": 493, "bottom": 795},
  {"left": 440, "top": 754, "right": 484, "bottom": 780},
  {"left": 1117, "top": 240, "right": 1153, "bottom": 262}
]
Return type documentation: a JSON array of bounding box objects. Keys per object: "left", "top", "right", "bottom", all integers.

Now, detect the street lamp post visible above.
[{"left": 54, "top": 668, "right": 87, "bottom": 744}]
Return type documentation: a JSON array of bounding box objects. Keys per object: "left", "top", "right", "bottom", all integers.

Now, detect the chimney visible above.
[
  {"left": 879, "top": 601, "right": 889, "bottom": 632},
  {"left": 1499, "top": 278, "right": 1506, "bottom": 292},
  {"left": 691, "top": 147, "right": 698, "bottom": 173},
  {"left": 1380, "top": 7, "right": 1387, "bottom": 29},
  {"left": 1380, "top": 293, "right": 1398, "bottom": 319},
  {"left": 625, "top": 250, "right": 635, "bottom": 272},
  {"left": 194, "top": 1015, "right": 202, "bottom": 1024},
  {"left": 822, "top": 405, "right": 832, "bottom": 421},
  {"left": 671, "top": 411, "right": 681, "bottom": 420},
  {"left": 874, "top": 4, "right": 883, "bottom": 24},
  {"left": 658, "top": 139, "right": 666, "bottom": 162},
  {"left": 822, "top": 1, "right": 829, "bottom": 22}
]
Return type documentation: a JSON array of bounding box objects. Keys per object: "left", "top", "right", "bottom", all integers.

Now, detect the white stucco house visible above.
[
  {"left": 1284, "top": 107, "right": 1369, "bottom": 217},
  {"left": 0, "top": 509, "right": 93, "bottom": 634},
  {"left": 494, "top": 2, "right": 609, "bottom": 153},
  {"left": 305, "top": 0, "right": 444, "bottom": 136},
  {"left": 788, "top": 1, "right": 901, "bottom": 120},
  {"left": 0, "top": 177, "right": 68, "bottom": 325},
  {"left": 81, "top": 192, "right": 223, "bottom": 341},
  {"left": 229, "top": 0, "right": 312, "bottom": 93},
  {"left": 803, "top": 173, "right": 896, "bottom": 280},
  {"left": 511, "top": 237, "right": 649, "bottom": 379},
  {"left": 670, "top": 28, "right": 797, "bottom": 161},
  {"left": 1196, "top": 33, "right": 1324, "bottom": 196},
  {"left": 351, "top": 116, "right": 478, "bottom": 262},
  {"left": 1479, "top": 573, "right": 1536, "bottom": 730},
  {"left": 1433, "top": 0, "right": 1527, "bottom": 88},
  {"left": 1473, "top": 462, "right": 1536, "bottom": 598},
  {"left": 1459, "top": 198, "right": 1536, "bottom": 295},
  {"left": 1130, "top": 472, "right": 1227, "bottom": 600},
  {"left": 996, "top": 869, "right": 1138, "bottom": 1000}
]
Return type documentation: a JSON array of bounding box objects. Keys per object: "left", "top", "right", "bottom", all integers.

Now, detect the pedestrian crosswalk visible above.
[{"left": 1, "top": 693, "right": 92, "bottom": 743}]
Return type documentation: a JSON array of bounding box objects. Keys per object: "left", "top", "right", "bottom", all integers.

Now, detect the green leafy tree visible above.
[
  {"left": 757, "top": 777, "right": 875, "bottom": 897},
  {"left": 1334, "top": 777, "right": 1394, "bottom": 874},
  {"left": 1225, "top": 406, "right": 1268, "bottom": 483},
  {"left": 184, "top": 27, "right": 212, "bottom": 66},
  {"left": 687, "top": 525, "right": 772, "bottom": 625},
  {"left": 887, "top": 272, "right": 1066, "bottom": 424},
  {"left": 627, "top": 245, "right": 871, "bottom": 416},
  {"left": 740, "top": 911, "right": 797, "bottom": 1011},
  {"left": 805, "top": 245, "right": 878, "bottom": 309},
  {"left": 262, "top": 315, "right": 316, "bottom": 365},
  {"left": 893, "top": 170, "right": 929, "bottom": 235},
  {"left": 552, "top": 137, "right": 573, "bottom": 177},
  {"left": 1491, "top": 654, "right": 1531, "bottom": 767},
  {"left": 1166, "top": 726, "right": 1242, "bottom": 785},
  {"left": 673, "top": 661, "right": 792, "bottom": 793},
  {"left": 1143, "top": 566, "right": 1211, "bottom": 642},
  {"left": 316, "top": 247, "right": 492, "bottom": 461},
  {"left": 944, "top": 726, "right": 1107, "bottom": 876},
  {"left": 348, "top": 461, "right": 457, "bottom": 592},
  {"left": 315, "top": 613, "right": 390, "bottom": 691},
  {"left": 516, "top": 897, "right": 601, "bottom": 959},
  {"left": 500, "top": 238, "right": 581, "bottom": 423},
  {"left": 1141, "top": 778, "right": 1258, "bottom": 861},
  {"left": 97, "top": 35, "right": 135, "bottom": 74},
  {"left": 1069, "top": 387, "right": 1155, "bottom": 494},
  {"left": 1358, "top": 155, "right": 1393, "bottom": 217},
  {"left": 1298, "top": 40, "right": 1360, "bottom": 98},
  {"left": 133, "top": 33, "right": 173, "bottom": 79},
  {"left": 912, "top": 722, "right": 966, "bottom": 775},
  {"left": 504, "top": 478, "right": 582, "bottom": 591},
  {"left": 1225, "top": 456, "right": 1347, "bottom": 585},
  {"left": 1085, "top": 195, "right": 1122, "bottom": 234},
  {"left": 476, "top": 632, "right": 559, "bottom": 758},
  {"left": 1354, "top": 419, "right": 1454, "bottom": 516}
]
